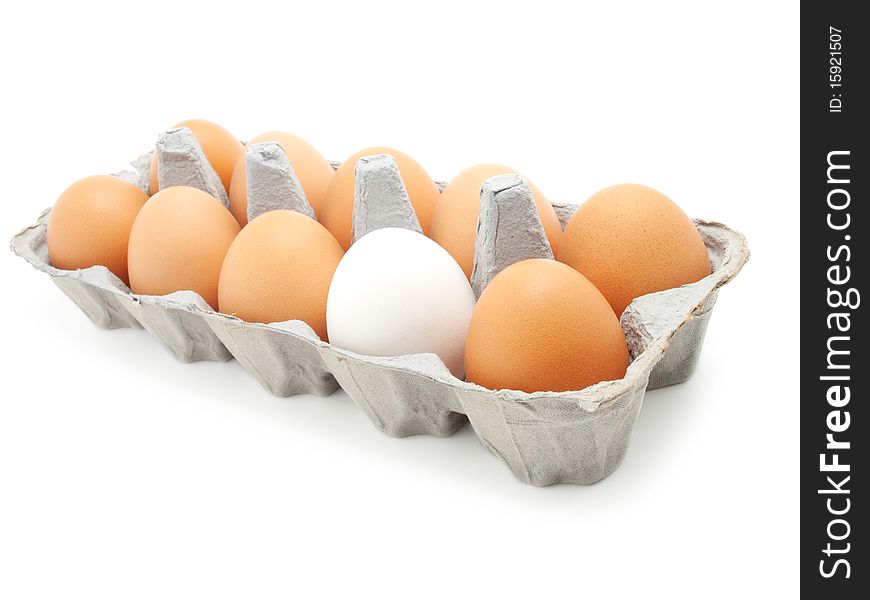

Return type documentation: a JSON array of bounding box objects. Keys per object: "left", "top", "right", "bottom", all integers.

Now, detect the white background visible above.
[{"left": 0, "top": 1, "right": 799, "bottom": 598}]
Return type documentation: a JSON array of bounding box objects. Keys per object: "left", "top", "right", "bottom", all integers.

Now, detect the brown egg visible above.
[
  {"left": 149, "top": 119, "right": 244, "bottom": 195},
  {"left": 46, "top": 175, "right": 149, "bottom": 285},
  {"left": 227, "top": 131, "right": 335, "bottom": 226},
  {"left": 319, "top": 147, "right": 440, "bottom": 250},
  {"left": 218, "top": 210, "right": 344, "bottom": 339},
  {"left": 429, "top": 163, "right": 563, "bottom": 279},
  {"left": 558, "top": 184, "right": 711, "bottom": 315},
  {"left": 127, "top": 186, "right": 240, "bottom": 308},
  {"left": 465, "top": 259, "right": 628, "bottom": 393}
]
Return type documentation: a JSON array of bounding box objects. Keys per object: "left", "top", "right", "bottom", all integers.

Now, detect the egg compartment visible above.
[{"left": 10, "top": 140, "right": 749, "bottom": 485}]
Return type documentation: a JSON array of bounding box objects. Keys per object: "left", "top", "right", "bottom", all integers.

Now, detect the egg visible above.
[
  {"left": 557, "top": 184, "right": 711, "bottom": 315},
  {"left": 326, "top": 227, "right": 475, "bottom": 378},
  {"left": 465, "top": 259, "right": 629, "bottom": 393},
  {"left": 46, "top": 175, "right": 149, "bottom": 285},
  {"left": 228, "top": 131, "right": 335, "bottom": 226},
  {"left": 149, "top": 119, "right": 243, "bottom": 194},
  {"left": 429, "top": 164, "right": 563, "bottom": 279},
  {"left": 127, "top": 186, "right": 240, "bottom": 308},
  {"left": 319, "top": 147, "right": 440, "bottom": 250},
  {"left": 218, "top": 210, "right": 344, "bottom": 339}
]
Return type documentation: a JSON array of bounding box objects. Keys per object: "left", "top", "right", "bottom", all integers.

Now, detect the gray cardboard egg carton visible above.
[{"left": 10, "top": 129, "right": 749, "bottom": 486}]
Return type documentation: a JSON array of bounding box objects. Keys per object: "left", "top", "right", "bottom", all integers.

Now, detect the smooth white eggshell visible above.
[{"left": 326, "top": 227, "right": 476, "bottom": 378}]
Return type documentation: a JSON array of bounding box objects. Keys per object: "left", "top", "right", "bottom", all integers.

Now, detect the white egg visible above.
[{"left": 326, "top": 227, "right": 476, "bottom": 378}]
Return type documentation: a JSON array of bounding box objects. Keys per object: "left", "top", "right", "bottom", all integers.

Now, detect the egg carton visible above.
[{"left": 9, "top": 134, "right": 749, "bottom": 485}]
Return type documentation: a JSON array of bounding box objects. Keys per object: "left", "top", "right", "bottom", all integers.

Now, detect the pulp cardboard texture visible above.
[
  {"left": 245, "top": 142, "right": 314, "bottom": 222},
  {"left": 471, "top": 173, "right": 554, "bottom": 298},
  {"left": 10, "top": 139, "right": 749, "bottom": 486},
  {"left": 155, "top": 128, "right": 229, "bottom": 208},
  {"left": 352, "top": 154, "right": 423, "bottom": 243}
]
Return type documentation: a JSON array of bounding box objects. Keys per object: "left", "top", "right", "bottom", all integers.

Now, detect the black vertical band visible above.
[{"left": 802, "top": 2, "right": 866, "bottom": 595}]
